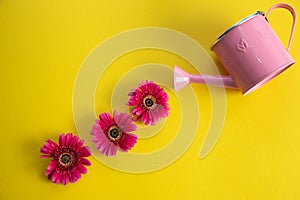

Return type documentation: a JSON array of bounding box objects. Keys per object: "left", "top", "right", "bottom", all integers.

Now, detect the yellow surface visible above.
[{"left": 1, "top": 0, "right": 300, "bottom": 199}]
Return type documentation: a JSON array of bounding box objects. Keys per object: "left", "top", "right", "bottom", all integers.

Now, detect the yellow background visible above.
[{"left": 1, "top": 0, "right": 300, "bottom": 199}]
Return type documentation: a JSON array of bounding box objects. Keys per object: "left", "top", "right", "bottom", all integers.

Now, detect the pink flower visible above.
[
  {"left": 127, "top": 81, "right": 170, "bottom": 126},
  {"left": 40, "top": 133, "right": 91, "bottom": 185},
  {"left": 91, "top": 110, "right": 138, "bottom": 157}
]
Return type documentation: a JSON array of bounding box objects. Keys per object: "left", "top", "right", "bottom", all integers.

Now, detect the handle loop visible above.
[{"left": 266, "top": 3, "right": 296, "bottom": 51}]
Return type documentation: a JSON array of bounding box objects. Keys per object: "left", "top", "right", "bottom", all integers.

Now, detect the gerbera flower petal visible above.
[
  {"left": 70, "top": 135, "right": 79, "bottom": 149},
  {"left": 131, "top": 104, "right": 143, "bottom": 114},
  {"left": 123, "top": 123, "right": 137, "bottom": 133},
  {"left": 91, "top": 121, "right": 104, "bottom": 136},
  {"left": 45, "top": 160, "right": 56, "bottom": 176},
  {"left": 104, "top": 143, "right": 118, "bottom": 157},
  {"left": 149, "top": 111, "right": 159, "bottom": 125},
  {"left": 80, "top": 158, "right": 91, "bottom": 166},
  {"left": 153, "top": 83, "right": 161, "bottom": 94},
  {"left": 75, "top": 139, "right": 84, "bottom": 152},
  {"left": 40, "top": 140, "right": 58, "bottom": 157},
  {"left": 40, "top": 148, "right": 53, "bottom": 157},
  {"left": 71, "top": 169, "right": 81, "bottom": 183},
  {"left": 157, "top": 88, "right": 166, "bottom": 98},
  {"left": 79, "top": 146, "right": 91, "bottom": 157},
  {"left": 98, "top": 139, "right": 110, "bottom": 154},
  {"left": 52, "top": 171, "right": 61, "bottom": 184},
  {"left": 148, "top": 81, "right": 155, "bottom": 91},
  {"left": 114, "top": 110, "right": 137, "bottom": 133},
  {"left": 135, "top": 109, "right": 146, "bottom": 117},
  {"left": 78, "top": 165, "right": 87, "bottom": 174},
  {"left": 41, "top": 141, "right": 56, "bottom": 152},
  {"left": 46, "top": 139, "right": 59, "bottom": 149},
  {"left": 149, "top": 104, "right": 169, "bottom": 125},
  {"left": 69, "top": 173, "right": 76, "bottom": 183},
  {"left": 62, "top": 173, "right": 69, "bottom": 185},
  {"left": 91, "top": 123, "right": 113, "bottom": 154},
  {"left": 40, "top": 133, "right": 91, "bottom": 185},
  {"left": 64, "top": 133, "right": 72, "bottom": 146},
  {"left": 59, "top": 134, "right": 65, "bottom": 147},
  {"left": 127, "top": 90, "right": 143, "bottom": 106},
  {"left": 118, "top": 133, "right": 138, "bottom": 152},
  {"left": 142, "top": 111, "right": 151, "bottom": 126},
  {"left": 99, "top": 112, "right": 114, "bottom": 127},
  {"left": 127, "top": 80, "right": 169, "bottom": 126}
]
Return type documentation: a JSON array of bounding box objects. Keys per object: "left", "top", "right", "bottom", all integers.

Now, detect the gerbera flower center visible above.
[
  {"left": 108, "top": 126, "right": 122, "bottom": 141},
  {"left": 145, "top": 98, "right": 154, "bottom": 107},
  {"left": 61, "top": 154, "right": 71, "bottom": 164},
  {"left": 59, "top": 153, "right": 73, "bottom": 166},
  {"left": 143, "top": 95, "right": 156, "bottom": 109}
]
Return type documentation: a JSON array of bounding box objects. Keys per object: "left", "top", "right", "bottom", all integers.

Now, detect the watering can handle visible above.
[{"left": 266, "top": 3, "right": 296, "bottom": 51}]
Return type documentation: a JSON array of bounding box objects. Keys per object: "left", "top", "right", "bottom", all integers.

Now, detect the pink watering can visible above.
[{"left": 174, "top": 3, "right": 296, "bottom": 95}]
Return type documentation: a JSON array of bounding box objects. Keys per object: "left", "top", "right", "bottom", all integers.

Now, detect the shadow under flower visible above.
[{"left": 21, "top": 134, "right": 53, "bottom": 183}]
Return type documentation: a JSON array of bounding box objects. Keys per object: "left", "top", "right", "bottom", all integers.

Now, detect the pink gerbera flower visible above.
[
  {"left": 91, "top": 110, "right": 138, "bottom": 157},
  {"left": 40, "top": 133, "right": 91, "bottom": 185},
  {"left": 127, "top": 81, "right": 170, "bottom": 126}
]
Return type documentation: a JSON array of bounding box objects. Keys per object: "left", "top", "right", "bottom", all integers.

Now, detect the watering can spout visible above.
[{"left": 174, "top": 66, "right": 239, "bottom": 91}]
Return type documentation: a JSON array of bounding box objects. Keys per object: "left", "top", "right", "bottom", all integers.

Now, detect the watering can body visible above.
[{"left": 174, "top": 4, "right": 296, "bottom": 95}]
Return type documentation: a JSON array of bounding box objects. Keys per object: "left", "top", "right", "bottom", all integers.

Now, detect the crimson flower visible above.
[
  {"left": 127, "top": 81, "right": 170, "bottom": 126},
  {"left": 91, "top": 110, "right": 138, "bottom": 157},
  {"left": 40, "top": 133, "right": 91, "bottom": 185}
]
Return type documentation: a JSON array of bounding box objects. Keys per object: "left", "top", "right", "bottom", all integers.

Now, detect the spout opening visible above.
[{"left": 173, "top": 66, "right": 190, "bottom": 91}]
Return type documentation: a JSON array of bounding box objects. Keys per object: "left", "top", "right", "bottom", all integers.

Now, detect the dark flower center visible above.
[
  {"left": 145, "top": 98, "right": 154, "bottom": 107},
  {"left": 54, "top": 148, "right": 77, "bottom": 169},
  {"left": 143, "top": 95, "right": 156, "bottom": 109},
  {"left": 59, "top": 153, "right": 72, "bottom": 166},
  {"left": 110, "top": 128, "right": 119, "bottom": 138},
  {"left": 108, "top": 126, "right": 122, "bottom": 141}
]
